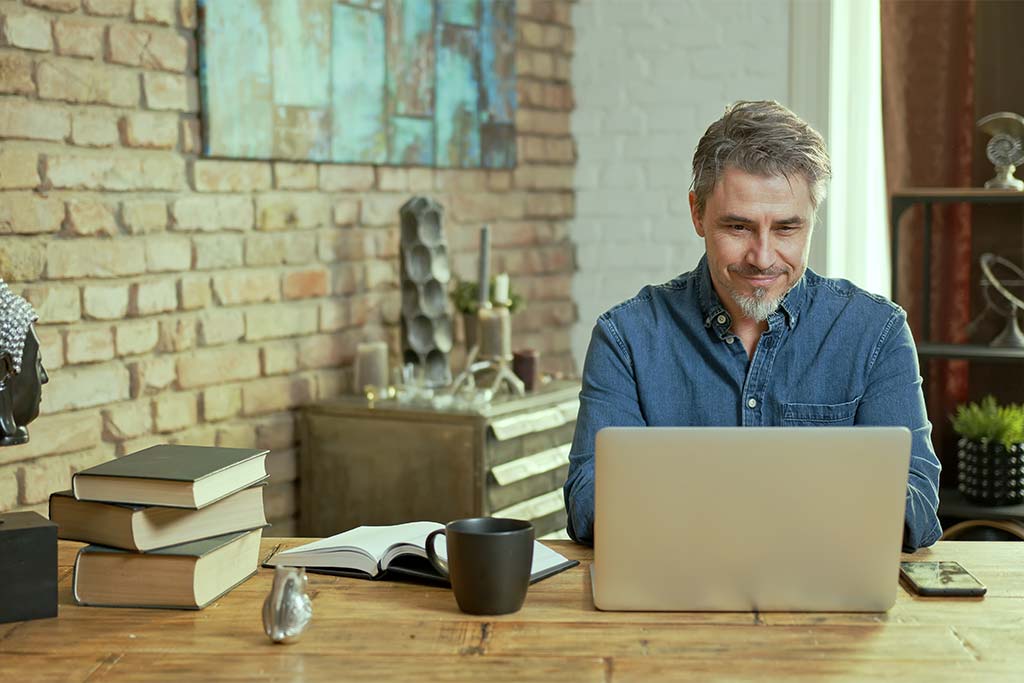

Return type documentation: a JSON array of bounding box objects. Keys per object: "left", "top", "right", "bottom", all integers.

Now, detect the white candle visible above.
[
  {"left": 493, "top": 273, "right": 509, "bottom": 305},
  {"left": 354, "top": 341, "right": 389, "bottom": 394}
]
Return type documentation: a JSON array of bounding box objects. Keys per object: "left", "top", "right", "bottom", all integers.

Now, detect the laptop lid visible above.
[{"left": 592, "top": 427, "right": 911, "bottom": 612}]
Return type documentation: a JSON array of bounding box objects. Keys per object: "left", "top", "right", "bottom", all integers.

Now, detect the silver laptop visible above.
[{"left": 592, "top": 427, "right": 911, "bottom": 612}]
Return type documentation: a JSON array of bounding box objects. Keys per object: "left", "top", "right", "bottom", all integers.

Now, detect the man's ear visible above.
[
  {"left": 689, "top": 191, "right": 705, "bottom": 238},
  {"left": 0, "top": 353, "right": 12, "bottom": 380}
]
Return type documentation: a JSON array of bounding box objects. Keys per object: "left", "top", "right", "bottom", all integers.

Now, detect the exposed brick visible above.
[
  {"left": 176, "top": 345, "right": 260, "bottom": 389},
  {"left": 256, "top": 193, "right": 329, "bottom": 230},
  {"left": 364, "top": 260, "right": 397, "bottom": 290},
  {"left": 171, "top": 195, "right": 253, "bottom": 231},
  {"left": 40, "top": 361, "right": 130, "bottom": 412},
  {"left": 47, "top": 239, "right": 145, "bottom": 278},
  {"left": 144, "top": 235, "right": 191, "bottom": 272},
  {"left": 2, "top": 410, "right": 101, "bottom": 463},
  {"left": 180, "top": 116, "right": 200, "bottom": 154},
  {"left": 131, "top": 0, "right": 174, "bottom": 24},
  {"left": 37, "top": 59, "right": 139, "bottom": 107},
  {"left": 25, "top": 0, "right": 80, "bottom": 11},
  {"left": 0, "top": 53, "right": 35, "bottom": 95},
  {"left": 376, "top": 168, "right": 408, "bottom": 192},
  {"left": 131, "top": 279, "right": 177, "bottom": 315},
  {"left": 1, "top": 7, "right": 53, "bottom": 52},
  {"left": 53, "top": 17, "right": 105, "bottom": 59},
  {"left": 192, "top": 234, "right": 242, "bottom": 270},
  {"left": 46, "top": 154, "right": 184, "bottom": 191},
  {"left": 120, "top": 110, "right": 179, "bottom": 149},
  {"left": 82, "top": 283, "right": 129, "bottom": 320},
  {"left": 282, "top": 268, "right": 328, "bottom": 300},
  {"left": 71, "top": 110, "right": 119, "bottom": 147},
  {"left": 241, "top": 375, "right": 315, "bottom": 416},
  {"left": 319, "top": 164, "right": 374, "bottom": 192},
  {"left": 66, "top": 326, "right": 115, "bottom": 364},
  {"left": 332, "top": 199, "right": 359, "bottom": 226},
  {"left": 192, "top": 160, "right": 271, "bottom": 192},
  {"left": 273, "top": 162, "right": 317, "bottom": 190},
  {"left": 180, "top": 0, "right": 197, "bottom": 28},
  {"left": 0, "top": 100, "right": 70, "bottom": 141},
  {"left": 452, "top": 193, "right": 528, "bottom": 221},
  {"left": 66, "top": 198, "right": 118, "bottom": 236},
  {"left": 297, "top": 334, "right": 350, "bottom": 369},
  {"left": 82, "top": 0, "right": 131, "bottom": 16},
  {"left": 260, "top": 340, "right": 298, "bottom": 375},
  {"left": 102, "top": 401, "right": 152, "bottom": 440},
  {"left": 20, "top": 284, "right": 80, "bottom": 323},
  {"left": 359, "top": 194, "right": 404, "bottom": 226},
  {"left": 120, "top": 433, "right": 164, "bottom": 455},
  {"left": 197, "top": 308, "right": 244, "bottom": 346},
  {"left": 178, "top": 274, "right": 210, "bottom": 310},
  {"left": 516, "top": 108, "right": 569, "bottom": 135},
  {"left": 19, "top": 456, "right": 74, "bottom": 505},
  {"left": 319, "top": 299, "right": 347, "bottom": 332},
  {"left": 434, "top": 170, "right": 487, "bottom": 192},
  {"left": 0, "top": 192, "right": 62, "bottom": 233},
  {"left": 255, "top": 413, "right": 295, "bottom": 451},
  {"left": 107, "top": 24, "right": 187, "bottom": 72},
  {"left": 142, "top": 71, "right": 188, "bottom": 110},
  {"left": 217, "top": 422, "right": 256, "bottom": 449},
  {"left": 35, "top": 325, "right": 63, "bottom": 370},
  {"left": 157, "top": 316, "right": 193, "bottom": 352},
  {"left": 245, "top": 233, "right": 317, "bottom": 267},
  {"left": 115, "top": 318, "right": 158, "bottom": 355},
  {"left": 129, "top": 354, "right": 175, "bottom": 395},
  {"left": 0, "top": 240, "right": 45, "bottom": 280},
  {"left": 245, "top": 304, "right": 318, "bottom": 341},
  {"left": 526, "top": 191, "right": 574, "bottom": 218},
  {"left": 153, "top": 392, "right": 196, "bottom": 433},
  {"left": 488, "top": 170, "right": 513, "bottom": 191},
  {"left": 202, "top": 384, "right": 241, "bottom": 422},
  {"left": 211, "top": 271, "right": 280, "bottom": 306},
  {"left": 121, "top": 198, "right": 167, "bottom": 233},
  {"left": 514, "top": 165, "right": 574, "bottom": 190}
]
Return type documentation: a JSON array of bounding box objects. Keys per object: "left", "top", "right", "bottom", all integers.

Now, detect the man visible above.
[{"left": 563, "top": 100, "right": 941, "bottom": 551}]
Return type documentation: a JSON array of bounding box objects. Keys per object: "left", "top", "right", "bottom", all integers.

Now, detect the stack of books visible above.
[{"left": 49, "top": 444, "right": 270, "bottom": 610}]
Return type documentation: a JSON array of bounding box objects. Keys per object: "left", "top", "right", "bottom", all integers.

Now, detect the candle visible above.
[
  {"left": 493, "top": 273, "right": 509, "bottom": 305},
  {"left": 513, "top": 349, "right": 540, "bottom": 392},
  {"left": 354, "top": 341, "right": 389, "bottom": 395},
  {"left": 477, "top": 306, "right": 511, "bottom": 360},
  {"left": 477, "top": 225, "right": 490, "bottom": 307}
]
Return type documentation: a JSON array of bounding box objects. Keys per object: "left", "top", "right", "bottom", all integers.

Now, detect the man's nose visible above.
[{"left": 746, "top": 230, "right": 775, "bottom": 270}]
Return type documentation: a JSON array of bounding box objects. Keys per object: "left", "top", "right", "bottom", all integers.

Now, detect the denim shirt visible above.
[{"left": 564, "top": 255, "right": 942, "bottom": 551}]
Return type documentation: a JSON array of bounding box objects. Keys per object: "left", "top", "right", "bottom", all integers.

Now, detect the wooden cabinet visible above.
[{"left": 298, "top": 381, "right": 581, "bottom": 539}]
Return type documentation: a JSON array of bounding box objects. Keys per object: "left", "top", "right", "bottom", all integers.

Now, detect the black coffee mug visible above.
[{"left": 425, "top": 517, "right": 534, "bottom": 615}]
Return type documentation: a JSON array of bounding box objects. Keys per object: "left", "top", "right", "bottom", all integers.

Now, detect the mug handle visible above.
[{"left": 425, "top": 529, "right": 449, "bottom": 578}]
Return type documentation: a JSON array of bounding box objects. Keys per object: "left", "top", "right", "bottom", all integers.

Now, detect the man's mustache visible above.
[{"left": 727, "top": 265, "right": 790, "bottom": 278}]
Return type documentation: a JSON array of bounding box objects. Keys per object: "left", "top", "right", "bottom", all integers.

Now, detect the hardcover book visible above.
[
  {"left": 50, "top": 484, "right": 268, "bottom": 552},
  {"left": 72, "top": 528, "right": 263, "bottom": 610},
  {"left": 72, "top": 444, "right": 269, "bottom": 508},
  {"left": 264, "top": 521, "right": 579, "bottom": 585}
]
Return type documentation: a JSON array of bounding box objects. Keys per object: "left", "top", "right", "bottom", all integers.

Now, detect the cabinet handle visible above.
[
  {"left": 490, "top": 408, "right": 567, "bottom": 441},
  {"left": 491, "top": 444, "right": 572, "bottom": 486}
]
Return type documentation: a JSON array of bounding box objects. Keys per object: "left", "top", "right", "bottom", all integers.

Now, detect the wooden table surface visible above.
[{"left": 2, "top": 540, "right": 1023, "bottom": 682}]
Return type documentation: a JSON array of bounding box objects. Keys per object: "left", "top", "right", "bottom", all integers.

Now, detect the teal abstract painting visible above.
[{"left": 198, "top": 0, "right": 516, "bottom": 168}]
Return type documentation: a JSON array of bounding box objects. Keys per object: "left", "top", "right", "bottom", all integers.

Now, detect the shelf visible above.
[
  {"left": 893, "top": 187, "right": 1024, "bottom": 203},
  {"left": 939, "top": 487, "right": 1024, "bottom": 522},
  {"left": 917, "top": 343, "right": 1024, "bottom": 361}
]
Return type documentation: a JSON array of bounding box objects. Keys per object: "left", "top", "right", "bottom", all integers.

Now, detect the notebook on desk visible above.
[{"left": 591, "top": 427, "right": 911, "bottom": 612}]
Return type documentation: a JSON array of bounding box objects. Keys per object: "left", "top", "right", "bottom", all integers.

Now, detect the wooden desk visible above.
[{"left": 2, "top": 540, "right": 1022, "bottom": 681}]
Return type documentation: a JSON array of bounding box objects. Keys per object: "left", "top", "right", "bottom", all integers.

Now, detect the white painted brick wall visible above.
[{"left": 571, "top": 0, "right": 792, "bottom": 368}]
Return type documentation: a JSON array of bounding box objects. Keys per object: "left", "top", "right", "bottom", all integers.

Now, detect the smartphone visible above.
[{"left": 899, "top": 561, "right": 987, "bottom": 597}]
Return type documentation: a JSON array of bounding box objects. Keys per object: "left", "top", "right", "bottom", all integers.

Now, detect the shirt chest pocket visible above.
[{"left": 781, "top": 396, "right": 861, "bottom": 426}]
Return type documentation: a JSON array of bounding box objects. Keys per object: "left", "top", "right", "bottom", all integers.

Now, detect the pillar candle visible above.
[
  {"left": 478, "top": 225, "right": 490, "bottom": 306},
  {"left": 493, "top": 273, "right": 509, "bottom": 305},
  {"left": 354, "top": 341, "right": 389, "bottom": 394},
  {"left": 477, "top": 306, "right": 512, "bottom": 360}
]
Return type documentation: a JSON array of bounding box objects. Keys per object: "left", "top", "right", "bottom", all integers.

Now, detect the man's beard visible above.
[{"left": 724, "top": 266, "right": 792, "bottom": 322}]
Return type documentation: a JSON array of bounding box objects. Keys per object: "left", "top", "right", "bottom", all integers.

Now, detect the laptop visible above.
[{"left": 591, "top": 426, "right": 911, "bottom": 612}]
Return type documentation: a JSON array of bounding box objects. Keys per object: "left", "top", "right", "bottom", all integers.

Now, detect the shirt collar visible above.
[{"left": 696, "top": 254, "right": 805, "bottom": 334}]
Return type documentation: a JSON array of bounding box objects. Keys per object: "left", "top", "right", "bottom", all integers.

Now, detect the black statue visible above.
[{"left": 0, "top": 281, "right": 46, "bottom": 446}]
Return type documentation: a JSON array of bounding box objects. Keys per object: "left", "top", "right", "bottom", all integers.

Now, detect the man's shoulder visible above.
[
  {"left": 599, "top": 272, "right": 696, "bottom": 324},
  {"left": 803, "top": 269, "right": 906, "bottom": 323}
]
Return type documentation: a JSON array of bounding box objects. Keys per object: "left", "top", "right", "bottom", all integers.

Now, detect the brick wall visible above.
[
  {"left": 570, "top": 0, "right": 790, "bottom": 367},
  {"left": 0, "top": 0, "right": 576, "bottom": 534}
]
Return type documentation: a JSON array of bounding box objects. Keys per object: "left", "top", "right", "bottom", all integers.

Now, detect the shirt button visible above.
[
  {"left": 725, "top": 336, "right": 735, "bottom": 344},
  {"left": 747, "top": 398, "right": 757, "bottom": 409},
  {"left": 717, "top": 314, "right": 727, "bottom": 324}
]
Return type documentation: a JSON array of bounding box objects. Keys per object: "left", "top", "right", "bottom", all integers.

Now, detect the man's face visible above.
[{"left": 689, "top": 167, "right": 814, "bottom": 323}]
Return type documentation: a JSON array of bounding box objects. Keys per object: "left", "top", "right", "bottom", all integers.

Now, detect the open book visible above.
[{"left": 265, "top": 521, "right": 579, "bottom": 585}]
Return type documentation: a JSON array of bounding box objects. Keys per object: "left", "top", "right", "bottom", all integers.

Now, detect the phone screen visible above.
[{"left": 899, "top": 561, "right": 987, "bottom": 597}]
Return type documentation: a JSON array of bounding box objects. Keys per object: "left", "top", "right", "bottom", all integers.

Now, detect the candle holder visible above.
[{"left": 450, "top": 304, "right": 524, "bottom": 398}]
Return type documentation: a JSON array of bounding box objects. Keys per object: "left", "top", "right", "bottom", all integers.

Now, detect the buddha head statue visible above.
[{"left": 0, "top": 281, "right": 47, "bottom": 446}]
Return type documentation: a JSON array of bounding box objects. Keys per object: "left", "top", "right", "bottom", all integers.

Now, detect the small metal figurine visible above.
[
  {"left": 0, "top": 280, "right": 47, "bottom": 446},
  {"left": 262, "top": 565, "right": 313, "bottom": 644},
  {"left": 977, "top": 112, "right": 1024, "bottom": 191}
]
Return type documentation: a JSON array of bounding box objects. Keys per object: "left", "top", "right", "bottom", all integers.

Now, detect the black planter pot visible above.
[{"left": 957, "top": 438, "right": 1024, "bottom": 506}]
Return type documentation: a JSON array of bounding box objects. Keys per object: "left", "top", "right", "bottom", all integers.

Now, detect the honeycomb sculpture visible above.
[{"left": 399, "top": 197, "right": 454, "bottom": 387}]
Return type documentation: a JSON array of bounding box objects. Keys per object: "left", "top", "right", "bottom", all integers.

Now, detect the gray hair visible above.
[{"left": 690, "top": 100, "right": 831, "bottom": 217}]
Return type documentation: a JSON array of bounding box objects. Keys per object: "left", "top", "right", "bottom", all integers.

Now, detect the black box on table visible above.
[{"left": 0, "top": 511, "right": 58, "bottom": 623}]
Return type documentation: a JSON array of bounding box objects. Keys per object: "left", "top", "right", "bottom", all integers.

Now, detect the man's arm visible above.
[
  {"left": 857, "top": 310, "right": 942, "bottom": 551},
  {"left": 564, "top": 316, "right": 646, "bottom": 544}
]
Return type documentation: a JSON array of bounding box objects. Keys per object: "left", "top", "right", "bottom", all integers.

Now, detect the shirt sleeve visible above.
[
  {"left": 564, "top": 315, "right": 647, "bottom": 544},
  {"left": 856, "top": 309, "right": 943, "bottom": 551}
]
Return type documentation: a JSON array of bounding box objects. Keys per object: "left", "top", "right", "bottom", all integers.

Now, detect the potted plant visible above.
[
  {"left": 951, "top": 395, "right": 1024, "bottom": 506},
  {"left": 451, "top": 278, "right": 525, "bottom": 349}
]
